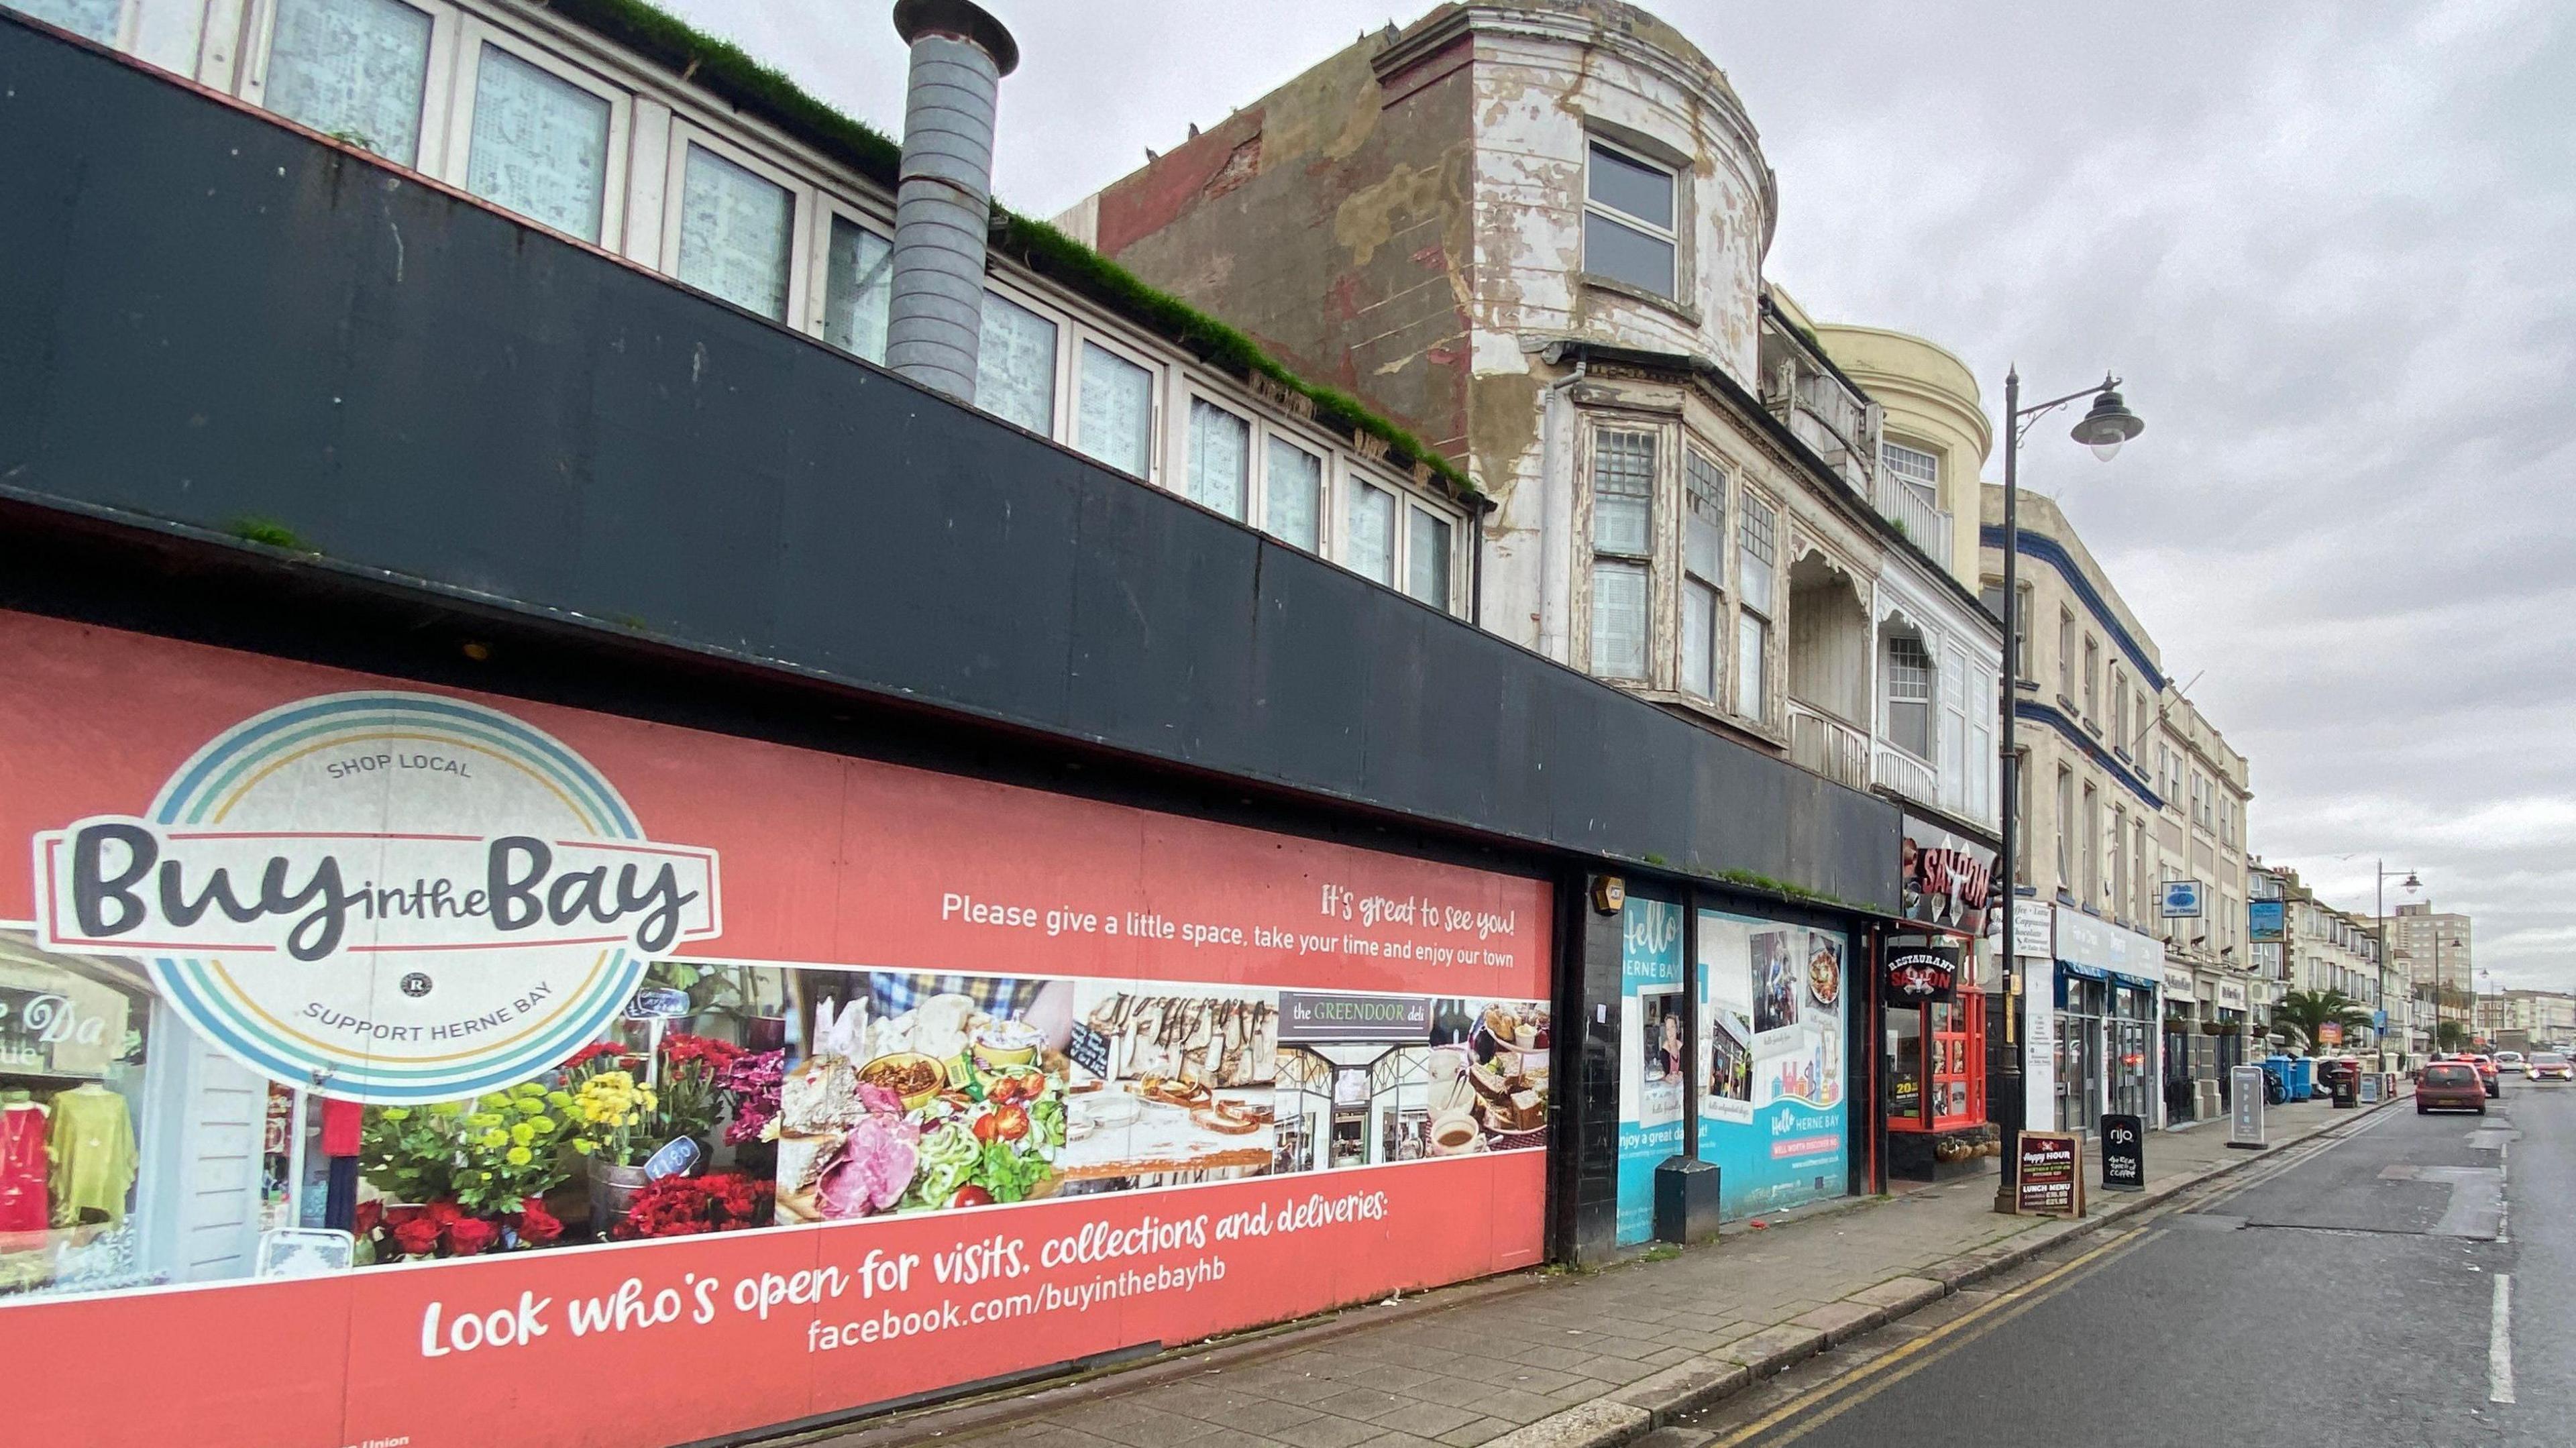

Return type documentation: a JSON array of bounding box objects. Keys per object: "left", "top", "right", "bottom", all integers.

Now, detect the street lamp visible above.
[
  {"left": 1994, "top": 371, "right": 2143, "bottom": 1215},
  {"left": 2373, "top": 864, "right": 2420, "bottom": 1069}
]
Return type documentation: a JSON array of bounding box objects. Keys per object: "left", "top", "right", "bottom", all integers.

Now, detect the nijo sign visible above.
[
  {"left": 1884, "top": 945, "right": 1960, "bottom": 1005},
  {"left": 33, "top": 692, "right": 722, "bottom": 1101}
]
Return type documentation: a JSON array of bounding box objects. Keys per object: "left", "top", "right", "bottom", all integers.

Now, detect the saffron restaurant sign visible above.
[
  {"left": 1884, "top": 945, "right": 1961, "bottom": 1005},
  {"left": 0, "top": 612, "right": 1554, "bottom": 1448}
]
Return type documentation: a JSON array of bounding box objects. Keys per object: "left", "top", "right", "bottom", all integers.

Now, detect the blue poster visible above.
[
  {"left": 1615, "top": 897, "right": 1685, "bottom": 1245},
  {"left": 1696, "top": 909, "right": 1848, "bottom": 1219}
]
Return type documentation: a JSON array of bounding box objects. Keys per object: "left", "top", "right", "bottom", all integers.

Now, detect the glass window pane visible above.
[
  {"left": 1591, "top": 561, "right": 1648, "bottom": 679},
  {"left": 1587, "top": 144, "right": 1673, "bottom": 229},
  {"left": 1407, "top": 506, "right": 1451, "bottom": 609},
  {"left": 1737, "top": 613, "right": 1768, "bottom": 722},
  {"left": 1738, "top": 495, "right": 1776, "bottom": 617},
  {"left": 16, "top": 0, "right": 121, "bottom": 42},
  {"left": 1593, "top": 429, "right": 1655, "bottom": 554},
  {"left": 1347, "top": 484, "right": 1395, "bottom": 584},
  {"left": 822, "top": 215, "right": 892, "bottom": 364},
  {"left": 466, "top": 47, "right": 610, "bottom": 243},
  {"left": 676, "top": 144, "right": 794, "bottom": 321},
  {"left": 975, "top": 290, "right": 1057, "bottom": 435},
  {"left": 1682, "top": 579, "right": 1717, "bottom": 698},
  {"left": 1584, "top": 212, "right": 1676, "bottom": 297},
  {"left": 1187, "top": 399, "right": 1250, "bottom": 520},
  {"left": 1265, "top": 438, "right": 1322, "bottom": 551},
  {"left": 1684, "top": 448, "right": 1725, "bottom": 581},
  {"left": 1077, "top": 342, "right": 1153, "bottom": 477},
  {"left": 264, "top": 0, "right": 431, "bottom": 167}
]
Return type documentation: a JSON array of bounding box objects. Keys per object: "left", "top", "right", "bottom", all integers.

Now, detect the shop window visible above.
[
  {"left": 1186, "top": 398, "right": 1250, "bottom": 520},
  {"left": 674, "top": 143, "right": 795, "bottom": 321},
  {"left": 0, "top": 934, "right": 156, "bottom": 1301},
  {"left": 1738, "top": 492, "right": 1777, "bottom": 722},
  {"left": 1583, "top": 140, "right": 1677, "bottom": 298},
  {"left": 1406, "top": 504, "right": 1451, "bottom": 608},
  {"left": 820, "top": 215, "right": 892, "bottom": 364},
  {"left": 1075, "top": 341, "right": 1154, "bottom": 478},
  {"left": 1264, "top": 436, "right": 1322, "bottom": 552},
  {"left": 1680, "top": 448, "right": 1725, "bottom": 700},
  {"left": 262, "top": 0, "right": 433, "bottom": 166},
  {"left": 1346, "top": 481, "right": 1395, "bottom": 585},
  {"left": 1589, "top": 429, "right": 1654, "bottom": 680},
  {"left": 973, "top": 289, "right": 1056, "bottom": 436},
  {"left": 15, "top": 0, "right": 122, "bottom": 41},
  {"left": 463, "top": 43, "right": 612, "bottom": 243}
]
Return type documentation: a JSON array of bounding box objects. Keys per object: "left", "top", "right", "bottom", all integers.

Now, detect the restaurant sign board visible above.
[{"left": 2015, "top": 1131, "right": 2084, "bottom": 1217}]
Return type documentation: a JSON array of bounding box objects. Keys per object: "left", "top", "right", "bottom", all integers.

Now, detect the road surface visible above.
[{"left": 1670, "top": 1081, "right": 2567, "bottom": 1446}]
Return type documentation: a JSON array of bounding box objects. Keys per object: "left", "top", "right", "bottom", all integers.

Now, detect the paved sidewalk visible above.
[{"left": 813, "top": 1095, "right": 2393, "bottom": 1448}]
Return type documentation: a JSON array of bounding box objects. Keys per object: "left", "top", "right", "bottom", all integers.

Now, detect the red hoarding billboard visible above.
[{"left": 0, "top": 612, "right": 1554, "bottom": 1448}]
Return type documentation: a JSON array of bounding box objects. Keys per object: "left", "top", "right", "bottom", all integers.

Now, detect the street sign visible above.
[
  {"left": 2015, "top": 1131, "right": 2084, "bottom": 1217},
  {"left": 1885, "top": 945, "right": 1960, "bottom": 1004},
  {"left": 2228, "top": 1065, "right": 2267, "bottom": 1149},
  {"left": 2101, "top": 1113, "right": 2145, "bottom": 1190},
  {"left": 2159, "top": 879, "right": 2204, "bottom": 918},
  {"left": 2319, "top": 1021, "right": 2343, "bottom": 1046}
]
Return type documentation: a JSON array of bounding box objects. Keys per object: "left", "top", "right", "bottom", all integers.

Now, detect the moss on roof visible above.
[{"left": 535, "top": 0, "right": 1482, "bottom": 505}]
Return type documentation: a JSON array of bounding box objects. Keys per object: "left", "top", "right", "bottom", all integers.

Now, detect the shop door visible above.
[
  {"left": 2112, "top": 1018, "right": 2151, "bottom": 1119},
  {"left": 2058, "top": 1014, "right": 2102, "bottom": 1134}
]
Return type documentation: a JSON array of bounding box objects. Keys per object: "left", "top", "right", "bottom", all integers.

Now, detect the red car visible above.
[
  {"left": 2529, "top": 1052, "right": 2572, "bottom": 1082},
  {"left": 2464, "top": 1054, "right": 2504, "bottom": 1098},
  {"left": 2417, "top": 1061, "right": 2487, "bottom": 1114}
]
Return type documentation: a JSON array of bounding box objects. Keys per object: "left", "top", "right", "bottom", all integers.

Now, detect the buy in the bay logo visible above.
[{"left": 31, "top": 692, "right": 722, "bottom": 1101}]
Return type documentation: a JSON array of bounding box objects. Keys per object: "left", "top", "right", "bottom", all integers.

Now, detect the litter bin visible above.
[
  {"left": 2289, "top": 1057, "right": 2316, "bottom": 1102},
  {"left": 2330, "top": 1070, "right": 2358, "bottom": 1109},
  {"left": 2263, "top": 1056, "right": 2295, "bottom": 1103},
  {"left": 1654, "top": 1157, "right": 1721, "bottom": 1245}
]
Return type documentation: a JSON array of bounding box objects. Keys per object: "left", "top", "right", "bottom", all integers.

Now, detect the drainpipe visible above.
[
  {"left": 1535, "top": 342, "right": 1589, "bottom": 666},
  {"left": 883, "top": 0, "right": 1020, "bottom": 402}
]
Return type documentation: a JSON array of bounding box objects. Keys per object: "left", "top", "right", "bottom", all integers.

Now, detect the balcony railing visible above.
[
  {"left": 1873, "top": 473, "right": 1953, "bottom": 570},
  {"left": 1786, "top": 698, "right": 1871, "bottom": 791},
  {"left": 1872, "top": 741, "right": 1938, "bottom": 810}
]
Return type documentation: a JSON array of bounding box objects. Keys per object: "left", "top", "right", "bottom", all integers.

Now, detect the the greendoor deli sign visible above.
[
  {"left": 1277, "top": 991, "right": 1431, "bottom": 1042},
  {"left": 32, "top": 692, "right": 722, "bottom": 1101}
]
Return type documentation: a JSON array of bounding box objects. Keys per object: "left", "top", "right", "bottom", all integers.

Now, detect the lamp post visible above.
[
  {"left": 1992, "top": 372, "right": 2143, "bottom": 1214},
  {"left": 2374, "top": 864, "right": 2419, "bottom": 1070}
]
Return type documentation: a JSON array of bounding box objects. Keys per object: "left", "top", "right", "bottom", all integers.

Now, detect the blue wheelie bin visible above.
[
  {"left": 2290, "top": 1056, "right": 2316, "bottom": 1101},
  {"left": 2263, "top": 1055, "right": 2295, "bottom": 1102}
]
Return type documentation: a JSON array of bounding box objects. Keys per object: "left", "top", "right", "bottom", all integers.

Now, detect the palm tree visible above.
[
  {"left": 2271, "top": 989, "right": 2373, "bottom": 1052},
  {"left": 2433, "top": 1020, "right": 2472, "bottom": 1052}
]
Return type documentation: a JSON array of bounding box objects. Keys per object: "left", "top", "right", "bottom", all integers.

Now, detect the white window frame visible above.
[
  {"left": 1581, "top": 137, "right": 1680, "bottom": 300},
  {"left": 1881, "top": 438, "right": 1939, "bottom": 508},
  {"left": 1584, "top": 423, "right": 1661, "bottom": 682},
  {"left": 657, "top": 118, "right": 816, "bottom": 325},
  {"left": 1678, "top": 445, "right": 1727, "bottom": 702},
  {"left": 1882, "top": 632, "right": 1935, "bottom": 765},
  {"left": 1736, "top": 485, "right": 1779, "bottom": 724},
  {"left": 1068, "top": 327, "right": 1166, "bottom": 482},
  {"left": 238, "top": 0, "right": 462, "bottom": 172},
  {"left": 439, "top": 16, "right": 632, "bottom": 250}
]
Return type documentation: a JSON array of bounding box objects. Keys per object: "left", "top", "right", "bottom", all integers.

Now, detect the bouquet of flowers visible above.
[
  {"left": 357, "top": 1195, "right": 563, "bottom": 1258},
  {"left": 570, "top": 1070, "right": 659, "bottom": 1167},
  {"left": 720, "top": 1048, "right": 786, "bottom": 1146},
  {"left": 609, "top": 1170, "right": 773, "bottom": 1239},
  {"left": 655, "top": 1033, "right": 745, "bottom": 1144},
  {"left": 362, "top": 1082, "right": 576, "bottom": 1213}
]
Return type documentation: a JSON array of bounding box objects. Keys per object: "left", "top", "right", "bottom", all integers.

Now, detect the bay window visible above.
[
  {"left": 1737, "top": 492, "right": 1776, "bottom": 722},
  {"left": 1589, "top": 429, "right": 1656, "bottom": 679},
  {"left": 1884, "top": 634, "right": 1933, "bottom": 761},
  {"left": 1680, "top": 448, "right": 1725, "bottom": 700}
]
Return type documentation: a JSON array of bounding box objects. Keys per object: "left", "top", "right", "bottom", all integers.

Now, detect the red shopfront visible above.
[
  {"left": 0, "top": 611, "right": 1555, "bottom": 1448},
  {"left": 1886, "top": 818, "right": 1999, "bottom": 1180}
]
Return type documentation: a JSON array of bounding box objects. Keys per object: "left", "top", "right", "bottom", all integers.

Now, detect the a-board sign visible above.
[
  {"left": 2228, "top": 1064, "right": 2268, "bottom": 1149},
  {"left": 2101, "top": 1113, "right": 2145, "bottom": 1190},
  {"left": 2015, "top": 1131, "right": 2084, "bottom": 1217}
]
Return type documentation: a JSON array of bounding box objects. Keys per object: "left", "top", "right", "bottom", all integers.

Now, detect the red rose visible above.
[
  {"left": 423, "top": 1199, "right": 466, "bottom": 1226},
  {"left": 443, "top": 1218, "right": 500, "bottom": 1257},
  {"left": 512, "top": 1198, "right": 564, "bottom": 1247},
  {"left": 389, "top": 1218, "right": 442, "bottom": 1257},
  {"left": 354, "top": 1199, "right": 384, "bottom": 1239}
]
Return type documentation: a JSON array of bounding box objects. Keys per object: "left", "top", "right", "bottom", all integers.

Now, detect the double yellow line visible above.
[{"left": 1703, "top": 1225, "right": 2154, "bottom": 1447}]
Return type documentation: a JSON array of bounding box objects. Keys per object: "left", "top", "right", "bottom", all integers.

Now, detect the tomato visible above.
[
  {"left": 972, "top": 1111, "right": 1002, "bottom": 1142},
  {"left": 991, "top": 1104, "right": 1030, "bottom": 1141},
  {"left": 948, "top": 1185, "right": 994, "bottom": 1209},
  {"left": 991, "top": 1072, "right": 1042, "bottom": 1105}
]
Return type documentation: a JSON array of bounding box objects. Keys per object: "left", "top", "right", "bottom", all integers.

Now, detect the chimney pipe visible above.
[{"left": 884, "top": 0, "right": 1018, "bottom": 402}]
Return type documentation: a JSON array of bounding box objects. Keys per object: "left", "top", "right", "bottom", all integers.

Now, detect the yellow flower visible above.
[
  {"left": 429, "top": 1101, "right": 466, "bottom": 1117},
  {"left": 514, "top": 1097, "right": 545, "bottom": 1115},
  {"left": 571, "top": 1139, "right": 595, "bottom": 1156},
  {"left": 467, "top": 1112, "right": 504, "bottom": 1129},
  {"left": 480, "top": 1129, "right": 510, "bottom": 1150},
  {"left": 513, "top": 1080, "right": 547, "bottom": 1099},
  {"left": 378, "top": 1107, "right": 411, "bottom": 1122},
  {"left": 477, "top": 1093, "right": 512, "bottom": 1112},
  {"left": 529, "top": 1116, "right": 557, "bottom": 1135},
  {"left": 504, "top": 1146, "right": 533, "bottom": 1166},
  {"left": 510, "top": 1121, "right": 537, "bottom": 1147}
]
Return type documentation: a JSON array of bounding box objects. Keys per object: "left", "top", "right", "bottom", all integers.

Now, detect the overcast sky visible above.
[{"left": 663, "top": 1, "right": 2575, "bottom": 990}]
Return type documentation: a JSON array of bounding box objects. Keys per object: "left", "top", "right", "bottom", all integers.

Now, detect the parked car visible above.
[
  {"left": 2528, "top": 1052, "right": 2571, "bottom": 1082},
  {"left": 2417, "top": 1061, "right": 2488, "bottom": 1115},
  {"left": 2465, "top": 1054, "right": 2504, "bottom": 1097}
]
